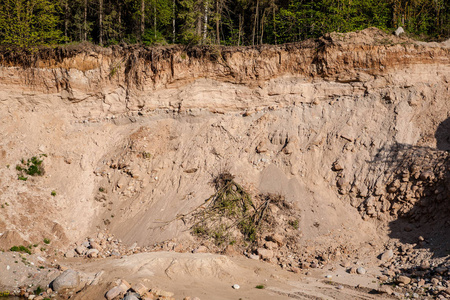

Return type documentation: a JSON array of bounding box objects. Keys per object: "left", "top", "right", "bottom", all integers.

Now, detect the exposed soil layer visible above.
[{"left": 0, "top": 28, "right": 449, "bottom": 299}]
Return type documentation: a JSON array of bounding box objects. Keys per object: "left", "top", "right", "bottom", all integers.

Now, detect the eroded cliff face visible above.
[{"left": 0, "top": 28, "right": 449, "bottom": 262}]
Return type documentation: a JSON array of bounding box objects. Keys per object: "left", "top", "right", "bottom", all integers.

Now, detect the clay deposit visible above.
[{"left": 0, "top": 28, "right": 449, "bottom": 299}]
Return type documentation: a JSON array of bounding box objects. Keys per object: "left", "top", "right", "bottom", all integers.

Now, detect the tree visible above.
[{"left": 0, "top": 0, "right": 63, "bottom": 48}]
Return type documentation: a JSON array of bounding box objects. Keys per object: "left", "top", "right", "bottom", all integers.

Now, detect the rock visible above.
[
  {"left": 90, "top": 241, "right": 103, "bottom": 252},
  {"left": 248, "top": 254, "right": 259, "bottom": 260},
  {"left": 111, "top": 250, "right": 121, "bottom": 256},
  {"left": 397, "top": 275, "right": 411, "bottom": 284},
  {"left": 132, "top": 283, "right": 148, "bottom": 296},
  {"left": 332, "top": 160, "right": 344, "bottom": 171},
  {"left": 379, "top": 275, "right": 388, "bottom": 281},
  {"left": 256, "top": 141, "right": 268, "bottom": 153},
  {"left": 75, "top": 245, "right": 88, "bottom": 255},
  {"left": 379, "top": 285, "right": 393, "bottom": 295},
  {"left": 64, "top": 249, "right": 76, "bottom": 258},
  {"left": 122, "top": 292, "right": 140, "bottom": 300},
  {"left": 257, "top": 248, "right": 274, "bottom": 260},
  {"left": 325, "top": 275, "right": 332, "bottom": 279},
  {"left": 141, "top": 293, "right": 154, "bottom": 300},
  {"left": 89, "top": 271, "right": 104, "bottom": 286},
  {"left": 223, "top": 245, "right": 239, "bottom": 256},
  {"left": 193, "top": 246, "right": 208, "bottom": 253},
  {"left": 337, "top": 178, "right": 347, "bottom": 188},
  {"left": 380, "top": 249, "right": 394, "bottom": 262},
  {"left": 291, "top": 267, "right": 301, "bottom": 274},
  {"left": 232, "top": 284, "right": 240, "bottom": 289},
  {"left": 51, "top": 269, "right": 80, "bottom": 292},
  {"left": 264, "top": 241, "right": 278, "bottom": 250},
  {"left": 151, "top": 289, "right": 173, "bottom": 297},
  {"left": 266, "top": 234, "right": 284, "bottom": 246},
  {"left": 356, "top": 267, "right": 366, "bottom": 275},
  {"left": 395, "top": 27, "right": 404, "bottom": 36},
  {"left": 106, "top": 286, "right": 125, "bottom": 300},
  {"left": 87, "top": 249, "right": 99, "bottom": 258}
]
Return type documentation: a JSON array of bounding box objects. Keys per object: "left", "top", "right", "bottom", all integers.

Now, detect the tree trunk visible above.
[
  {"left": 99, "top": 0, "right": 103, "bottom": 45},
  {"left": 215, "top": 0, "right": 220, "bottom": 44},
  {"left": 154, "top": 5, "right": 157, "bottom": 39},
  {"left": 172, "top": 0, "right": 176, "bottom": 42},
  {"left": 84, "top": 0, "right": 87, "bottom": 41},
  {"left": 252, "top": 0, "right": 259, "bottom": 46},
  {"left": 238, "top": 14, "right": 242, "bottom": 46},
  {"left": 202, "top": 0, "right": 208, "bottom": 44},
  {"left": 64, "top": 0, "right": 68, "bottom": 42},
  {"left": 141, "top": 0, "right": 145, "bottom": 40}
]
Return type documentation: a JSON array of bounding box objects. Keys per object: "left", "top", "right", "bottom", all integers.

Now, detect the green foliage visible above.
[
  {"left": 43, "top": 238, "right": 50, "bottom": 244},
  {"left": 51, "top": 190, "right": 56, "bottom": 196},
  {"left": 16, "top": 154, "right": 45, "bottom": 181},
  {"left": 190, "top": 172, "right": 260, "bottom": 247},
  {"left": 34, "top": 286, "right": 43, "bottom": 295},
  {"left": 0, "top": 0, "right": 448, "bottom": 47},
  {"left": 288, "top": 219, "right": 299, "bottom": 229},
  {"left": 142, "top": 28, "right": 167, "bottom": 45},
  {"left": 10, "top": 245, "right": 31, "bottom": 254},
  {"left": 0, "top": 0, "right": 63, "bottom": 48},
  {"left": 255, "top": 285, "right": 265, "bottom": 289}
]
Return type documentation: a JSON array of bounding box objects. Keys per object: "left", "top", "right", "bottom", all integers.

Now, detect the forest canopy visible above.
[{"left": 0, "top": 0, "right": 448, "bottom": 48}]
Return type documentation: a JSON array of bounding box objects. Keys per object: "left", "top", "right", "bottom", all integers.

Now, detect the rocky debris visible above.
[
  {"left": 105, "top": 280, "right": 176, "bottom": 300},
  {"left": 232, "top": 284, "right": 240, "bottom": 289},
  {"left": 341, "top": 147, "right": 450, "bottom": 222},
  {"left": 50, "top": 269, "right": 80, "bottom": 292},
  {"left": 65, "top": 232, "right": 140, "bottom": 259}
]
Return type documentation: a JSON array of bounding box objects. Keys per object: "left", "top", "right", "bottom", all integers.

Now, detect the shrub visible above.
[{"left": 10, "top": 245, "right": 31, "bottom": 254}]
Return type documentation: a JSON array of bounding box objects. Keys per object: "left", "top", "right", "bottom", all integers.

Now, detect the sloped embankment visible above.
[{"left": 0, "top": 28, "right": 449, "bottom": 271}]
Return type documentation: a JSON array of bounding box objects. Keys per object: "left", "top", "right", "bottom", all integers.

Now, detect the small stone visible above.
[
  {"left": 332, "top": 160, "right": 344, "bottom": 171},
  {"left": 379, "top": 275, "right": 388, "bottom": 281},
  {"left": 87, "top": 249, "right": 99, "bottom": 258},
  {"left": 232, "top": 284, "right": 240, "bottom": 290},
  {"left": 325, "top": 275, "right": 332, "bottom": 279},
  {"left": 379, "top": 285, "right": 393, "bottom": 295},
  {"left": 90, "top": 241, "right": 103, "bottom": 252},
  {"left": 336, "top": 285, "right": 344, "bottom": 290},
  {"left": 51, "top": 269, "right": 80, "bottom": 292},
  {"left": 75, "top": 245, "right": 87, "bottom": 255},
  {"left": 122, "top": 292, "right": 140, "bottom": 300},
  {"left": 291, "top": 267, "right": 301, "bottom": 274},
  {"left": 264, "top": 241, "right": 278, "bottom": 250},
  {"left": 266, "top": 234, "right": 284, "bottom": 247},
  {"left": 106, "top": 286, "right": 125, "bottom": 300},
  {"left": 64, "top": 249, "right": 76, "bottom": 258},
  {"left": 248, "top": 254, "right": 259, "bottom": 260},
  {"left": 397, "top": 276, "right": 411, "bottom": 284},
  {"left": 356, "top": 267, "right": 366, "bottom": 275},
  {"left": 132, "top": 283, "right": 148, "bottom": 296},
  {"left": 431, "top": 278, "right": 440, "bottom": 285},
  {"left": 193, "top": 246, "right": 208, "bottom": 253},
  {"left": 380, "top": 249, "right": 394, "bottom": 262},
  {"left": 151, "top": 289, "right": 173, "bottom": 297},
  {"left": 257, "top": 248, "right": 274, "bottom": 260}
]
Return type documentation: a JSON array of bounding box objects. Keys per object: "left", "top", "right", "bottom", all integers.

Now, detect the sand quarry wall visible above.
[{"left": 0, "top": 28, "right": 449, "bottom": 255}]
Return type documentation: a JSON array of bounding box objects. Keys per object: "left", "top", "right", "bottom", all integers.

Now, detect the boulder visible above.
[{"left": 51, "top": 269, "right": 80, "bottom": 292}]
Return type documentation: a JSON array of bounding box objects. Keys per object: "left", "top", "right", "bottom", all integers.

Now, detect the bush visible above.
[{"left": 10, "top": 245, "right": 31, "bottom": 254}]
